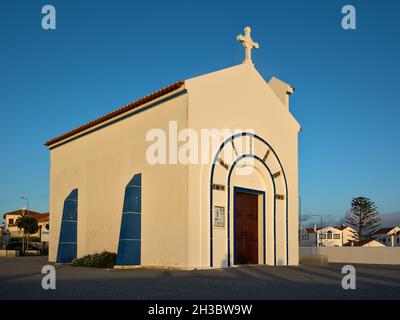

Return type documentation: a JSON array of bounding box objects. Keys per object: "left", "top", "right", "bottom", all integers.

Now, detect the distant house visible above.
[
  {"left": 3, "top": 209, "right": 49, "bottom": 242},
  {"left": 37, "top": 214, "right": 50, "bottom": 242},
  {"left": 335, "top": 225, "right": 358, "bottom": 245},
  {"left": 300, "top": 225, "right": 357, "bottom": 247},
  {"left": 300, "top": 226, "right": 318, "bottom": 247},
  {"left": 372, "top": 227, "right": 400, "bottom": 247},
  {"left": 0, "top": 223, "right": 5, "bottom": 247},
  {"left": 395, "top": 231, "right": 400, "bottom": 247}
]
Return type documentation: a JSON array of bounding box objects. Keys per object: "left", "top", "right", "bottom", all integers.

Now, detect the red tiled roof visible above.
[
  {"left": 335, "top": 225, "right": 354, "bottom": 231},
  {"left": 37, "top": 214, "right": 49, "bottom": 223},
  {"left": 304, "top": 226, "right": 349, "bottom": 233},
  {"left": 372, "top": 227, "right": 397, "bottom": 235},
  {"left": 3, "top": 210, "right": 49, "bottom": 221},
  {"left": 343, "top": 240, "right": 373, "bottom": 247},
  {"left": 44, "top": 81, "right": 185, "bottom": 148}
]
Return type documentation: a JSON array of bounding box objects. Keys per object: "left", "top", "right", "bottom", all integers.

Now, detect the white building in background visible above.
[
  {"left": 2, "top": 209, "right": 49, "bottom": 241},
  {"left": 300, "top": 225, "right": 357, "bottom": 247},
  {"left": 299, "top": 227, "right": 318, "bottom": 247},
  {"left": 336, "top": 225, "right": 358, "bottom": 245},
  {"left": 372, "top": 227, "right": 400, "bottom": 247},
  {"left": 395, "top": 232, "right": 400, "bottom": 247}
]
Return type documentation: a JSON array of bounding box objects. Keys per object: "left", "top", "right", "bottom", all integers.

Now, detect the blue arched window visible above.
[
  {"left": 57, "top": 189, "right": 78, "bottom": 263},
  {"left": 116, "top": 174, "right": 142, "bottom": 266}
]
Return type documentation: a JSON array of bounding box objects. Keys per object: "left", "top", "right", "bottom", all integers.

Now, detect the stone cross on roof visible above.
[{"left": 236, "top": 26, "right": 259, "bottom": 64}]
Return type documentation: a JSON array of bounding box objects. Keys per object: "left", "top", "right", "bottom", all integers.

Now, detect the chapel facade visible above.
[{"left": 45, "top": 27, "right": 301, "bottom": 269}]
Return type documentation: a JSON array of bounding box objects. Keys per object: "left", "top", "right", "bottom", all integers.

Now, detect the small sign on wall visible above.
[{"left": 214, "top": 206, "right": 225, "bottom": 228}]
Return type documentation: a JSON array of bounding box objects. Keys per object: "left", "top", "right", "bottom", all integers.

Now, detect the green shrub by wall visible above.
[{"left": 71, "top": 251, "right": 117, "bottom": 268}]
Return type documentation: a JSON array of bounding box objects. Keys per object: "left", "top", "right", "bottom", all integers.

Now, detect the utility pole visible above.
[{"left": 21, "top": 196, "right": 30, "bottom": 215}]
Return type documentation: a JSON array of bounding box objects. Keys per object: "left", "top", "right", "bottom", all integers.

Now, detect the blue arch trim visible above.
[
  {"left": 227, "top": 155, "right": 275, "bottom": 266},
  {"left": 57, "top": 189, "right": 78, "bottom": 263},
  {"left": 116, "top": 173, "right": 142, "bottom": 266},
  {"left": 210, "top": 132, "right": 289, "bottom": 267}
]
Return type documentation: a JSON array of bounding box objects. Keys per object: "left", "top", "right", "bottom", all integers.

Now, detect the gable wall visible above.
[{"left": 185, "top": 64, "right": 301, "bottom": 267}]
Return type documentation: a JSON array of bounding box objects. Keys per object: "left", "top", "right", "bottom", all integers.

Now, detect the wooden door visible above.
[{"left": 234, "top": 191, "right": 258, "bottom": 264}]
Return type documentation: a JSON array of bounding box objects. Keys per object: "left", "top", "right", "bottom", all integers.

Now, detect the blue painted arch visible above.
[
  {"left": 116, "top": 173, "right": 142, "bottom": 266},
  {"left": 57, "top": 189, "right": 78, "bottom": 263},
  {"left": 209, "top": 132, "right": 289, "bottom": 267}
]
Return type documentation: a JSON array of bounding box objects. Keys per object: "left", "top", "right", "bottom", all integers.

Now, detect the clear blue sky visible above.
[{"left": 1, "top": 0, "right": 399, "bottom": 224}]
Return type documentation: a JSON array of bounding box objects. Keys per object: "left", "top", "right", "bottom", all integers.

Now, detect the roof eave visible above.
[{"left": 44, "top": 81, "right": 185, "bottom": 148}]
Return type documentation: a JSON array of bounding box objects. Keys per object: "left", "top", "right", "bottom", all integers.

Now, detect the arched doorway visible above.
[{"left": 209, "top": 132, "right": 288, "bottom": 267}]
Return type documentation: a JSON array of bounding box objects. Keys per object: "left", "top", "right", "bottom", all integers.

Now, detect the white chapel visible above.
[{"left": 45, "top": 27, "right": 301, "bottom": 269}]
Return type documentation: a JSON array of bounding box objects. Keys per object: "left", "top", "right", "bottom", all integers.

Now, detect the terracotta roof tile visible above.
[
  {"left": 3, "top": 210, "right": 49, "bottom": 221},
  {"left": 335, "top": 225, "right": 354, "bottom": 231},
  {"left": 373, "top": 227, "right": 397, "bottom": 235},
  {"left": 343, "top": 240, "right": 369, "bottom": 247},
  {"left": 44, "top": 81, "right": 185, "bottom": 148}
]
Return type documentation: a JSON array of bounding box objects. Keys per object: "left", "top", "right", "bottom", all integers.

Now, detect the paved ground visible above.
[{"left": 0, "top": 256, "right": 399, "bottom": 299}]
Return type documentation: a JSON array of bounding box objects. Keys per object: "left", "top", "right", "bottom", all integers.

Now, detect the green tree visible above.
[
  {"left": 16, "top": 215, "right": 39, "bottom": 253},
  {"left": 345, "top": 197, "right": 381, "bottom": 242}
]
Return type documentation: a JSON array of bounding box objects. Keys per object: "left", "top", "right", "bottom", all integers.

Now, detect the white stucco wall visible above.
[
  {"left": 49, "top": 90, "right": 190, "bottom": 268},
  {"left": 341, "top": 227, "right": 357, "bottom": 245},
  {"left": 185, "top": 63, "right": 301, "bottom": 267},
  {"left": 48, "top": 63, "right": 300, "bottom": 269}
]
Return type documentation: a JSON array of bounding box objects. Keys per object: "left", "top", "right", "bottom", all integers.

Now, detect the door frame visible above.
[{"left": 233, "top": 186, "right": 266, "bottom": 266}]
